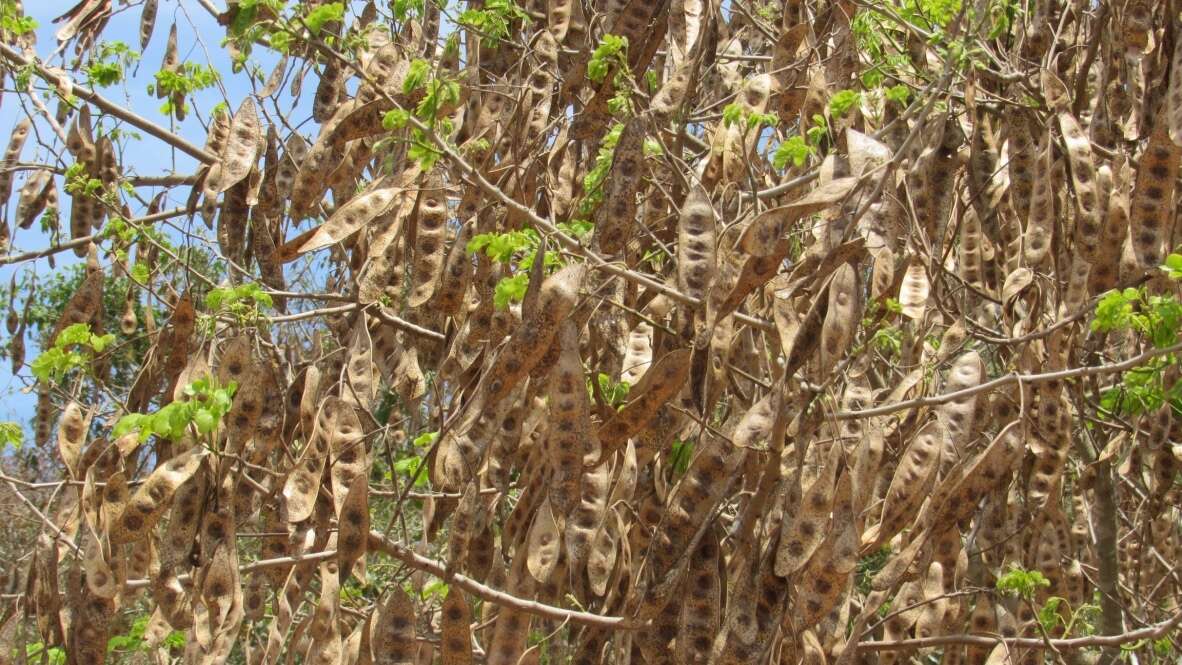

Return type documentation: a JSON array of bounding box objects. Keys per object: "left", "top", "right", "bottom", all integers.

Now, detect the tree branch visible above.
[{"left": 0, "top": 43, "right": 217, "bottom": 164}]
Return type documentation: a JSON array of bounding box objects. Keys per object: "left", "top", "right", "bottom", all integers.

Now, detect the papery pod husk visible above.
[
  {"left": 440, "top": 588, "right": 475, "bottom": 665},
  {"left": 547, "top": 319, "right": 596, "bottom": 516},
  {"left": 110, "top": 447, "right": 206, "bottom": 546},
  {"left": 485, "top": 554, "right": 537, "bottom": 665},
  {"left": 1129, "top": 115, "right": 1179, "bottom": 270},
  {"left": 0, "top": 117, "right": 33, "bottom": 202},
  {"left": 865, "top": 419, "right": 945, "bottom": 551},
  {"left": 65, "top": 562, "right": 115, "bottom": 665},
  {"left": 408, "top": 174, "right": 450, "bottom": 308},
  {"left": 338, "top": 471, "right": 370, "bottom": 584}
]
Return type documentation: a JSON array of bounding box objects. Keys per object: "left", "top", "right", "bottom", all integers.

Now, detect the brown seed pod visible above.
[
  {"left": 295, "top": 181, "right": 400, "bottom": 256},
  {"left": 56, "top": 400, "right": 89, "bottom": 479},
  {"left": 110, "top": 447, "right": 207, "bottom": 545},
  {"left": 526, "top": 496, "right": 562, "bottom": 583},
  {"left": 433, "top": 219, "right": 474, "bottom": 316},
  {"left": 408, "top": 173, "right": 449, "bottom": 307},
  {"left": 899, "top": 260, "right": 930, "bottom": 320},
  {"left": 156, "top": 23, "right": 180, "bottom": 99},
  {"left": 775, "top": 441, "right": 841, "bottom": 577},
  {"left": 1023, "top": 128, "right": 1054, "bottom": 266},
  {"left": 593, "top": 118, "right": 645, "bottom": 255},
  {"left": 283, "top": 425, "right": 329, "bottom": 524},
  {"left": 565, "top": 458, "right": 610, "bottom": 572},
  {"left": 597, "top": 347, "right": 691, "bottom": 449},
  {"left": 546, "top": 320, "right": 596, "bottom": 516},
  {"left": 15, "top": 169, "right": 51, "bottom": 230},
  {"left": 0, "top": 117, "right": 32, "bottom": 202},
  {"left": 441, "top": 588, "right": 474, "bottom": 665},
  {"left": 337, "top": 472, "right": 369, "bottom": 583},
  {"left": 216, "top": 97, "right": 261, "bottom": 193},
  {"left": 1050, "top": 103, "right": 1101, "bottom": 261},
  {"left": 138, "top": 0, "right": 158, "bottom": 48},
  {"left": 869, "top": 420, "right": 945, "bottom": 550},
  {"left": 480, "top": 264, "right": 583, "bottom": 408},
  {"left": 485, "top": 555, "right": 536, "bottom": 665},
  {"left": 1129, "top": 116, "right": 1179, "bottom": 270},
  {"left": 819, "top": 262, "right": 858, "bottom": 378},
  {"left": 677, "top": 185, "right": 717, "bottom": 305}
]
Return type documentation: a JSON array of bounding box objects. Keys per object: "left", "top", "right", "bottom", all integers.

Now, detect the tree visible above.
[{"left": 0, "top": 0, "right": 1180, "bottom": 663}]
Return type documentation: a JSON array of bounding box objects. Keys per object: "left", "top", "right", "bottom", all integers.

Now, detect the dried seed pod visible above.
[
  {"left": 56, "top": 401, "right": 89, "bottom": 478},
  {"left": 597, "top": 347, "right": 691, "bottom": 449},
  {"left": 481, "top": 264, "right": 583, "bottom": 407},
  {"left": 1023, "top": 129, "right": 1054, "bottom": 266},
  {"left": 295, "top": 182, "right": 400, "bottom": 256},
  {"left": 775, "top": 441, "right": 841, "bottom": 577},
  {"left": 899, "top": 261, "right": 929, "bottom": 320},
  {"left": 1129, "top": 117, "right": 1179, "bottom": 269},
  {"left": 15, "top": 169, "right": 51, "bottom": 230},
  {"left": 447, "top": 481, "right": 480, "bottom": 573},
  {"left": 676, "top": 524, "right": 720, "bottom": 665},
  {"left": 110, "top": 447, "right": 206, "bottom": 545},
  {"left": 337, "top": 472, "right": 369, "bottom": 583},
  {"left": 819, "top": 262, "right": 858, "bottom": 377},
  {"left": 485, "top": 556, "right": 536, "bottom": 665},
  {"left": 434, "top": 219, "right": 474, "bottom": 316},
  {"left": 1050, "top": 98, "right": 1101, "bottom": 260},
  {"left": 593, "top": 119, "right": 645, "bottom": 255},
  {"left": 139, "top": 0, "right": 158, "bottom": 48},
  {"left": 547, "top": 320, "right": 596, "bottom": 516},
  {"left": 937, "top": 350, "right": 983, "bottom": 464},
  {"left": 409, "top": 174, "right": 449, "bottom": 307},
  {"left": 870, "top": 420, "right": 945, "bottom": 549},
  {"left": 526, "top": 496, "right": 562, "bottom": 583},
  {"left": 0, "top": 118, "right": 32, "bottom": 202},
  {"left": 677, "top": 186, "right": 716, "bottom": 305},
  {"left": 440, "top": 589, "right": 474, "bottom": 665},
  {"left": 217, "top": 97, "right": 261, "bottom": 193}
]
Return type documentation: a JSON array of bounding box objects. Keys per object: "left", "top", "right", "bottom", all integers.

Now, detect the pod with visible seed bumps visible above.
[
  {"left": 337, "top": 472, "right": 369, "bottom": 583},
  {"left": 676, "top": 524, "right": 720, "bottom": 665},
  {"left": 597, "top": 347, "right": 691, "bottom": 449},
  {"left": 441, "top": 589, "right": 474, "bottom": 665},
  {"left": 526, "top": 496, "right": 561, "bottom": 583},
  {"left": 434, "top": 219, "right": 474, "bottom": 316},
  {"left": 0, "top": 118, "right": 32, "bottom": 203},
  {"left": 869, "top": 420, "right": 944, "bottom": 550},
  {"left": 1023, "top": 129, "right": 1054, "bottom": 266},
  {"left": 480, "top": 264, "right": 583, "bottom": 407},
  {"left": 819, "top": 262, "right": 858, "bottom": 378},
  {"left": 371, "top": 586, "right": 416, "bottom": 665},
  {"left": 110, "top": 447, "right": 206, "bottom": 545},
  {"left": 775, "top": 441, "right": 841, "bottom": 577},
  {"left": 677, "top": 186, "right": 716, "bottom": 306},
  {"left": 56, "top": 400, "right": 88, "bottom": 479},
  {"left": 547, "top": 320, "right": 596, "bottom": 516},
  {"left": 297, "top": 181, "right": 400, "bottom": 256},
  {"left": 409, "top": 173, "right": 449, "bottom": 307},
  {"left": 1130, "top": 118, "right": 1178, "bottom": 269},
  {"left": 593, "top": 119, "right": 645, "bottom": 255}
]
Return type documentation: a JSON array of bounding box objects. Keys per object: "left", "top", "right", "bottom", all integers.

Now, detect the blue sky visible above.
[{"left": 0, "top": 1, "right": 272, "bottom": 426}]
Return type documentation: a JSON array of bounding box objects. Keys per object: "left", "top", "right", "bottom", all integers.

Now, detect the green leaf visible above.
[
  {"left": 0, "top": 422, "right": 22, "bottom": 450},
  {"left": 828, "top": 89, "right": 862, "bottom": 118},
  {"left": 413, "top": 431, "right": 439, "bottom": 448},
  {"left": 403, "top": 59, "right": 431, "bottom": 95},
  {"left": 772, "top": 135, "right": 815, "bottom": 169},
  {"left": 494, "top": 273, "right": 529, "bottom": 310},
  {"left": 130, "top": 263, "right": 150, "bottom": 285},
  {"left": 722, "top": 102, "right": 744, "bottom": 128},
  {"left": 303, "top": 2, "right": 344, "bottom": 34},
  {"left": 997, "top": 566, "right": 1050, "bottom": 600}
]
